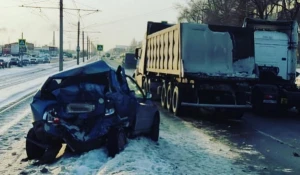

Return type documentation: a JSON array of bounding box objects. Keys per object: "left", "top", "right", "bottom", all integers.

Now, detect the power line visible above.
[
  {"left": 20, "top": 5, "right": 101, "bottom": 12},
  {"left": 73, "top": 0, "right": 97, "bottom": 10},
  {"left": 21, "top": 0, "right": 51, "bottom": 6},
  {"left": 83, "top": 7, "right": 173, "bottom": 29},
  {"left": 64, "top": 30, "right": 101, "bottom": 33}
]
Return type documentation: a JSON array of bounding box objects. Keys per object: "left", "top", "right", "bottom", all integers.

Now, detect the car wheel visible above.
[
  {"left": 26, "top": 128, "right": 46, "bottom": 159},
  {"left": 150, "top": 113, "right": 160, "bottom": 142},
  {"left": 106, "top": 128, "right": 127, "bottom": 157}
]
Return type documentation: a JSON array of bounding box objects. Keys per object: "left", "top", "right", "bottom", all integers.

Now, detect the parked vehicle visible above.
[
  {"left": 243, "top": 18, "right": 300, "bottom": 114},
  {"left": 0, "top": 59, "right": 5, "bottom": 68},
  {"left": 9, "top": 57, "right": 20, "bottom": 67},
  {"left": 121, "top": 53, "right": 137, "bottom": 69},
  {"left": 26, "top": 60, "right": 160, "bottom": 164},
  {"left": 134, "top": 21, "right": 257, "bottom": 117},
  {"left": 21, "top": 58, "right": 30, "bottom": 66},
  {"left": 30, "top": 58, "right": 38, "bottom": 64},
  {"left": 43, "top": 57, "right": 50, "bottom": 63},
  {"left": 37, "top": 57, "right": 44, "bottom": 64},
  {"left": 0, "top": 57, "right": 10, "bottom": 68}
]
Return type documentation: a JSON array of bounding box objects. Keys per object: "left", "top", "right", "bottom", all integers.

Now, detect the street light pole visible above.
[
  {"left": 87, "top": 36, "right": 89, "bottom": 60},
  {"left": 77, "top": 21, "right": 80, "bottom": 65},
  {"left": 59, "top": 0, "right": 63, "bottom": 71},
  {"left": 82, "top": 31, "right": 85, "bottom": 62}
]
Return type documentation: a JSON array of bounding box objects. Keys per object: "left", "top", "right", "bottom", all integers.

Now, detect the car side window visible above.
[{"left": 126, "top": 77, "right": 144, "bottom": 99}]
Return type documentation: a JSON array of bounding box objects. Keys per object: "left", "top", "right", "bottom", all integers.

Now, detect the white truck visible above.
[
  {"left": 243, "top": 18, "right": 300, "bottom": 113},
  {"left": 11, "top": 44, "right": 19, "bottom": 56}
]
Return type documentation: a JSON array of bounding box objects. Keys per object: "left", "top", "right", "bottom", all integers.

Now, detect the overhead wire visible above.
[
  {"left": 72, "top": 0, "right": 97, "bottom": 10},
  {"left": 84, "top": 7, "right": 173, "bottom": 29}
]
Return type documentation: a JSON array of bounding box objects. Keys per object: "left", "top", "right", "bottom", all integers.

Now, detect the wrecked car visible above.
[{"left": 26, "top": 60, "right": 160, "bottom": 163}]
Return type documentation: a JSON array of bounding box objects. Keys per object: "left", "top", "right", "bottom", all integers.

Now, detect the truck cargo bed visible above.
[{"left": 144, "top": 22, "right": 257, "bottom": 80}]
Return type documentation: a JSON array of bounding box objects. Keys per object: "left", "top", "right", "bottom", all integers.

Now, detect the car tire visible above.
[
  {"left": 106, "top": 128, "right": 127, "bottom": 157},
  {"left": 150, "top": 113, "right": 160, "bottom": 142},
  {"left": 26, "top": 128, "right": 46, "bottom": 159}
]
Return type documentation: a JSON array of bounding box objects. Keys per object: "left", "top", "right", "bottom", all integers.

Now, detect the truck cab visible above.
[
  {"left": 243, "top": 18, "right": 298, "bottom": 83},
  {"left": 243, "top": 18, "right": 300, "bottom": 113}
]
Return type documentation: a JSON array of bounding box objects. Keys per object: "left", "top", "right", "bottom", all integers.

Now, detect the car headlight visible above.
[
  {"left": 105, "top": 108, "right": 115, "bottom": 116},
  {"left": 66, "top": 103, "right": 95, "bottom": 113},
  {"left": 43, "top": 110, "right": 60, "bottom": 124}
]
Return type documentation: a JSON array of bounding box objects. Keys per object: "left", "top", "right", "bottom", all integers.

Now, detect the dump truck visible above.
[
  {"left": 134, "top": 21, "right": 258, "bottom": 117},
  {"left": 243, "top": 18, "right": 300, "bottom": 114}
]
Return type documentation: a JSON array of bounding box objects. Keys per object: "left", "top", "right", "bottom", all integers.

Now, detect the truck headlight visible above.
[{"left": 66, "top": 103, "right": 95, "bottom": 113}]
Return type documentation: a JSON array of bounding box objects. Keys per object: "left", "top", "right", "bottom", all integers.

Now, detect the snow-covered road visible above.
[{"left": 0, "top": 58, "right": 259, "bottom": 175}]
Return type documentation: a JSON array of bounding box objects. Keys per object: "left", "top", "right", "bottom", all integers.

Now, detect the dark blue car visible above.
[{"left": 26, "top": 60, "right": 160, "bottom": 164}]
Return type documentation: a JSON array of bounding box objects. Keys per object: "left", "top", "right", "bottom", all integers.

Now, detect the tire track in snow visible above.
[{"left": 0, "top": 96, "right": 33, "bottom": 136}]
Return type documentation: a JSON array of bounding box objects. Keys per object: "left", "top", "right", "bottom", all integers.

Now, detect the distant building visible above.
[
  {"left": 3, "top": 42, "right": 34, "bottom": 56},
  {"left": 34, "top": 45, "right": 58, "bottom": 57}
]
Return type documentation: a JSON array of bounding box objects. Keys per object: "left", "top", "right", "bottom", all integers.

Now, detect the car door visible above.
[{"left": 125, "top": 75, "right": 157, "bottom": 132}]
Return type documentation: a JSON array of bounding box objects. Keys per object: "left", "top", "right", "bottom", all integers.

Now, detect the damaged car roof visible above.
[{"left": 51, "top": 60, "right": 113, "bottom": 78}]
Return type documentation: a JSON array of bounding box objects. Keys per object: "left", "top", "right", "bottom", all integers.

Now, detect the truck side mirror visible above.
[{"left": 135, "top": 48, "right": 141, "bottom": 60}]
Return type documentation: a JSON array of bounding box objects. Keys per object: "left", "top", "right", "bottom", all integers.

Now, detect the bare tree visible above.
[
  {"left": 176, "top": 0, "right": 206, "bottom": 23},
  {"left": 245, "top": 0, "right": 278, "bottom": 19},
  {"left": 273, "top": 0, "right": 300, "bottom": 20},
  {"left": 176, "top": 0, "right": 250, "bottom": 26},
  {"left": 128, "top": 38, "right": 138, "bottom": 53}
]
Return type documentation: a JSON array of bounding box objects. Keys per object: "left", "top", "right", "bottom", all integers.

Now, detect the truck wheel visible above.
[
  {"left": 149, "top": 113, "right": 160, "bottom": 142},
  {"left": 166, "top": 83, "right": 173, "bottom": 112},
  {"left": 26, "top": 128, "right": 46, "bottom": 160},
  {"left": 143, "top": 78, "right": 148, "bottom": 93},
  {"left": 161, "top": 83, "right": 167, "bottom": 108},
  {"left": 147, "top": 79, "right": 152, "bottom": 94},
  {"left": 172, "top": 86, "right": 182, "bottom": 116},
  {"left": 107, "top": 128, "right": 127, "bottom": 157}
]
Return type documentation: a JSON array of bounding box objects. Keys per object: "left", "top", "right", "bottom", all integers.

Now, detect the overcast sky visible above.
[{"left": 0, "top": 0, "right": 183, "bottom": 51}]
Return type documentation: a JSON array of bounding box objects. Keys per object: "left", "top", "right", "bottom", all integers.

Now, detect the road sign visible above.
[
  {"left": 19, "top": 39, "right": 26, "bottom": 46},
  {"left": 76, "top": 46, "right": 80, "bottom": 52},
  {"left": 19, "top": 46, "right": 27, "bottom": 53},
  {"left": 97, "top": 45, "right": 103, "bottom": 51}
]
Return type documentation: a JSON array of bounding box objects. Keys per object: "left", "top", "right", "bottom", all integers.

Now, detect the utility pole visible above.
[
  {"left": 77, "top": 21, "right": 80, "bottom": 65},
  {"left": 21, "top": 32, "right": 23, "bottom": 39},
  {"left": 53, "top": 31, "right": 55, "bottom": 46},
  {"left": 82, "top": 31, "right": 85, "bottom": 62},
  {"left": 59, "top": 0, "right": 63, "bottom": 71},
  {"left": 86, "top": 36, "right": 88, "bottom": 60}
]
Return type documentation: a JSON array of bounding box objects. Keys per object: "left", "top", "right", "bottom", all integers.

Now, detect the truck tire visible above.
[
  {"left": 172, "top": 86, "right": 182, "bottom": 116},
  {"left": 107, "top": 128, "right": 127, "bottom": 157},
  {"left": 143, "top": 78, "right": 148, "bottom": 93},
  {"left": 161, "top": 83, "right": 167, "bottom": 108},
  {"left": 166, "top": 83, "right": 173, "bottom": 112},
  {"left": 26, "top": 128, "right": 46, "bottom": 159}
]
